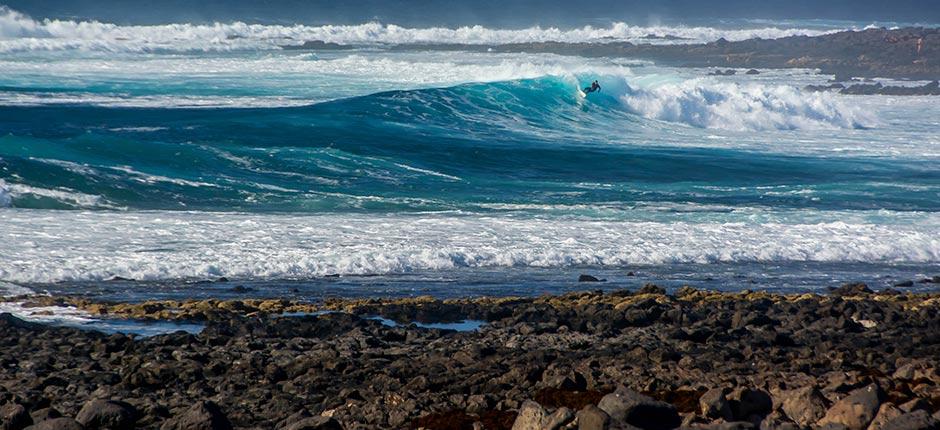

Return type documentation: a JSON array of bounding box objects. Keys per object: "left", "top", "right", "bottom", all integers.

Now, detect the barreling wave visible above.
[
  {"left": 1, "top": 211, "right": 938, "bottom": 283},
  {"left": 0, "top": 5, "right": 842, "bottom": 53}
]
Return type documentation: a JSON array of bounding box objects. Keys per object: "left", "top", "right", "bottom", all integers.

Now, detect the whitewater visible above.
[{"left": 0, "top": 6, "right": 938, "bottom": 300}]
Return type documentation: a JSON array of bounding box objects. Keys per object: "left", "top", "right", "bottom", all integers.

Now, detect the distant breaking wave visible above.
[{"left": 0, "top": 5, "right": 842, "bottom": 53}]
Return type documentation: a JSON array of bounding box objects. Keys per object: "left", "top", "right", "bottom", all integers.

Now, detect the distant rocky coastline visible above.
[
  {"left": 806, "top": 80, "right": 940, "bottom": 95},
  {"left": 284, "top": 27, "right": 940, "bottom": 81},
  {"left": 2, "top": 284, "right": 940, "bottom": 429}
]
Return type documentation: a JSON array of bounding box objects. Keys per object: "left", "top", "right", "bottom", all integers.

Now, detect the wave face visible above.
[
  {"left": 0, "top": 5, "right": 844, "bottom": 53},
  {"left": 0, "top": 74, "right": 914, "bottom": 214}
]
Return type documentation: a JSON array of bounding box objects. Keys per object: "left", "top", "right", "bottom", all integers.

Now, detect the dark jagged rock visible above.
[
  {"left": 637, "top": 283, "right": 666, "bottom": 295},
  {"left": 22, "top": 418, "right": 84, "bottom": 430},
  {"left": 598, "top": 386, "right": 680, "bottom": 430},
  {"left": 709, "top": 69, "right": 737, "bottom": 76},
  {"left": 881, "top": 410, "right": 940, "bottom": 430},
  {"left": 281, "top": 417, "right": 342, "bottom": 430},
  {"left": 578, "top": 275, "right": 605, "bottom": 282},
  {"left": 818, "top": 384, "right": 883, "bottom": 430},
  {"left": 730, "top": 388, "right": 772, "bottom": 423},
  {"left": 830, "top": 282, "right": 873, "bottom": 297},
  {"left": 576, "top": 405, "right": 609, "bottom": 430},
  {"left": 776, "top": 386, "right": 828, "bottom": 427},
  {"left": 699, "top": 388, "right": 733, "bottom": 421},
  {"left": 28, "top": 409, "right": 60, "bottom": 424},
  {"left": 1, "top": 403, "right": 32, "bottom": 430},
  {"left": 281, "top": 40, "right": 350, "bottom": 50},
  {"left": 840, "top": 81, "right": 940, "bottom": 95},
  {"left": 160, "top": 401, "right": 232, "bottom": 430},
  {"left": 75, "top": 400, "right": 138, "bottom": 430}
]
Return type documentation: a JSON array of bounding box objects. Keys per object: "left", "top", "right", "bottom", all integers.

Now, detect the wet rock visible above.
[
  {"left": 75, "top": 400, "right": 138, "bottom": 430},
  {"left": 699, "top": 388, "right": 733, "bottom": 421},
  {"left": 160, "top": 401, "right": 232, "bottom": 430},
  {"left": 817, "top": 384, "right": 882, "bottom": 430},
  {"left": 576, "top": 405, "right": 609, "bottom": 430},
  {"left": 840, "top": 81, "right": 940, "bottom": 95},
  {"left": 776, "top": 386, "right": 828, "bottom": 427},
  {"left": 709, "top": 69, "right": 737, "bottom": 76},
  {"left": 579, "top": 275, "right": 605, "bottom": 283},
  {"left": 893, "top": 280, "right": 914, "bottom": 288},
  {"left": 830, "top": 283, "right": 873, "bottom": 297},
  {"left": 1, "top": 404, "right": 32, "bottom": 430},
  {"left": 745, "top": 69, "right": 760, "bottom": 75},
  {"left": 598, "top": 385, "right": 680, "bottom": 430},
  {"left": 637, "top": 284, "right": 665, "bottom": 295},
  {"left": 22, "top": 418, "right": 84, "bottom": 430},
  {"left": 806, "top": 83, "right": 846, "bottom": 92}
]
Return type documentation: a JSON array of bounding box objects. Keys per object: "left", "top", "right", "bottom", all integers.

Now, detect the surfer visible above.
[{"left": 583, "top": 80, "right": 601, "bottom": 94}]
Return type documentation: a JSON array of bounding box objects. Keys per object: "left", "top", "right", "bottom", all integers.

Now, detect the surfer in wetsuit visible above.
[{"left": 583, "top": 80, "right": 601, "bottom": 94}]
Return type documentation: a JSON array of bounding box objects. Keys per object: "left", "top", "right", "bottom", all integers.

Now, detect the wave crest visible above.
[
  {"left": 620, "top": 80, "right": 874, "bottom": 131},
  {"left": 0, "top": 6, "right": 840, "bottom": 53}
]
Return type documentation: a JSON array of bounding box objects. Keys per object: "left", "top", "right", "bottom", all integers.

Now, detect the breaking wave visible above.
[
  {"left": 620, "top": 80, "right": 874, "bottom": 131},
  {"left": 0, "top": 211, "right": 938, "bottom": 283},
  {"left": 0, "top": 6, "right": 842, "bottom": 53}
]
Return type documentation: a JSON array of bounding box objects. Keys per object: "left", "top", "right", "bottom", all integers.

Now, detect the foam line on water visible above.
[
  {"left": 0, "top": 179, "right": 117, "bottom": 209},
  {"left": 0, "top": 210, "right": 937, "bottom": 283}
]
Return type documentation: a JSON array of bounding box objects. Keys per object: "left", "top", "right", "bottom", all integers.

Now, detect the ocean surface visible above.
[{"left": 1, "top": 7, "right": 939, "bottom": 308}]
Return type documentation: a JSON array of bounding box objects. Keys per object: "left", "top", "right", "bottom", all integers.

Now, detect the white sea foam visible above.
[
  {"left": 0, "top": 180, "right": 116, "bottom": 209},
  {"left": 0, "top": 210, "right": 936, "bottom": 283},
  {"left": 0, "top": 91, "right": 317, "bottom": 108},
  {"left": 0, "top": 180, "right": 10, "bottom": 207},
  {"left": 108, "top": 166, "right": 219, "bottom": 188},
  {"left": 393, "top": 163, "right": 463, "bottom": 182},
  {"left": 620, "top": 79, "right": 876, "bottom": 131},
  {"left": 0, "top": 6, "right": 840, "bottom": 53}
]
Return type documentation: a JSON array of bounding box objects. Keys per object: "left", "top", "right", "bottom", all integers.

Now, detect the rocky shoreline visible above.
[
  {"left": 2, "top": 284, "right": 940, "bottom": 429},
  {"left": 285, "top": 27, "right": 940, "bottom": 81},
  {"left": 805, "top": 80, "right": 940, "bottom": 96}
]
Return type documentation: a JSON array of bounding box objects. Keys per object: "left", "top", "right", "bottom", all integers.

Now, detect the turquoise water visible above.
[{"left": 0, "top": 12, "right": 938, "bottom": 300}]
